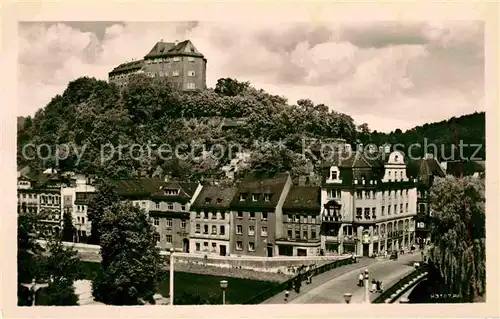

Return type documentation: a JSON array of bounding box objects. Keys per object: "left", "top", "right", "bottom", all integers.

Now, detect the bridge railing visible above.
[
  {"left": 372, "top": 265, "right": 429, "bottom": 304},
  {"left": 243, "top": 256, "right": 355, "bottom": 304}
]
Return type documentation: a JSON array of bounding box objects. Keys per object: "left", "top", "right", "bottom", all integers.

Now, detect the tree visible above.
[
  {"left": 92, "top": 202, "right": 164, "bottom": 305},
  {"left": 18, "top": 211, "right": 44, "bottom": 284},
  {"left": 87, "top": 178, "right": 119, "bottom": 245},
  {"left": 214, "top": 78, "right": 250, "bottom": 97},
  {"left": 428, "top": 175, "right": 485, "bottom": 302},
  {"left": 357, "top": 123, "right": 370, "bottom": 134},
  {"left": 39, "top": 239, "right": 81, "bottom": 305},
  {"left": 61, "top": 211, "right": 76, "bottom": 242}
]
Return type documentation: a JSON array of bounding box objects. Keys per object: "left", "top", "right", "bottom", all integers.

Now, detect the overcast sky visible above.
[{"left": 18, "top": 21, "right": 484, "bottom": 132}]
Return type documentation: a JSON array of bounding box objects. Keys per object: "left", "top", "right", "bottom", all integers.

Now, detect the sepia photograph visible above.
[{"left": 2, "top": 1, "right": 498, "bottom": 317}]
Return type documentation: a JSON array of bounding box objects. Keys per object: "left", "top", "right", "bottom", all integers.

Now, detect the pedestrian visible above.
[
  {"left": 376, "top": 280, "right": 383, "bottom": 293},
  {"left": 371, "top": 279, "right": 376, "bottom": 292},
  {"left": 358, "top": 272, "right": 364, "bottom": 287}
]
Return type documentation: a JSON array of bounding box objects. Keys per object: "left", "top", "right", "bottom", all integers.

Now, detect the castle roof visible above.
[{"left": 143, "top": 40, "right": 205, "bottom": 59}]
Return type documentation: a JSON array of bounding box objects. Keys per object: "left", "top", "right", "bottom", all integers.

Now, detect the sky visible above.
[{"left": 17, "top": 21, "right": 484, "bottom": 132}]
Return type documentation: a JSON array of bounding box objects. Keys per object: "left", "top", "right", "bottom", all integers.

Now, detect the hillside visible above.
[{"left": 17, "top": 75, "right": 485, "bottom": 180}]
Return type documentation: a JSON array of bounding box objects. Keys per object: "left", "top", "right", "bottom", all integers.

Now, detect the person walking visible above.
[
  {"left": 370, "top": 279, "right": 377, "bottom": 293},
  {"left": 376, "top": 280, "right": 383, "bottom": 293},
  {"left": 358, "top": 272, "right": 364, "bottom": 287}
]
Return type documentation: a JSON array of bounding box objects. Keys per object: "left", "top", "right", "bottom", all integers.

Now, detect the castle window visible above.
[
  {"left": 188, "top": 70, "right": 195, "bottom": 76},
  {"left": 173, "top": 57, "right": 181, "bottom": 62},
  {"left": 173, "top": 70, "right": 180, "bottom": 76},
  {"left": 187, "top": 83, "right": 196, "bottom": 89},
  {"left": 188, "top": 57, "right": 195, "bottom": 62}
]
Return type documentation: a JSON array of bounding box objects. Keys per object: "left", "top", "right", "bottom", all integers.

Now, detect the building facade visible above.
[
  {"left": 229, "top": 173, "right": 292, "bottom": 257},
  {"left": 108, "top": 40, "right": 207, "bottom": 91},
  {"left": 190, "top": 184, "right": 237, "bottom": 256},
  {"left": 320, "top": 151, "right": 418, "bottom": 257},
  {"left": 276, "top": 186, "right": 322, "bottom": 256}
]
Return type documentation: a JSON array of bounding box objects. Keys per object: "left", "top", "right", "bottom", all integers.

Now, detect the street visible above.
[{"left": 290, "top": 253, "right": 421, "bottom": 304}]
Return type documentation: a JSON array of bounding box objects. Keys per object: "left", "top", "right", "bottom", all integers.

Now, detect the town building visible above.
[
  {"left": 320, "top": 151, "right": 418, "bottom": 257},
  {"left": 108, "top": 40, "right": 207, "bottom": 91},
  {"left": 229, "top": 172, "right": 292, "bottom": 257},
  {"left": 17, "top": 167, "right": 70, "bottom": 237},
  {"left": 277, "top": 186, "right": 322, "bottom": 256},
  {"left": 61, "top": 174, "right": 96, "bottom": 242},
  {"left": 189, "top": 184, "right": 238, "bottom": 256},
  {"left": 407, "top": 154, "right": 447, "bottom": 243}
]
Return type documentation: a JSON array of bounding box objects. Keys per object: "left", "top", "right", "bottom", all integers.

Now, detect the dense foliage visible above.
[
  {"left": 61, "top": 211, "right": 76, "bottom": 242},
  {"left": 92, "top": 201, "right": 164, "bottom": 305},
  {"left": 17, "top": 75, "right": 485, "bottom": 180},
  {"left": 87, "top": 178, "right": 119, "bottom": 245},
  {"left": 428, "top": 175, "right": 485, "bottom": 302}
]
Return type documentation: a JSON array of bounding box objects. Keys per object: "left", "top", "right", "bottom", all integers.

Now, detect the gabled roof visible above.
[
  {"left": 109, "top": 60, "right": 144, "bottom": 74},
  {"left": 143, "top": 40, "right": 205, "bottom": 59},
  {"left": 191, "top": 185, "right": 238, "bottom": 211},
  {"left": 230, "top": 172, "right": 290, "bottom": 211},
  {"left": 115, "top": 178, "right": 165, "bottom": 198},
  {"left": 320, "top": 151, "right": 384, "bottom": 169},
  {"left": 282, "top": 186, "right": 321, "bottom": 212},
  {"left": 406, "top": 158, "right": 446, "bottom": 187}
]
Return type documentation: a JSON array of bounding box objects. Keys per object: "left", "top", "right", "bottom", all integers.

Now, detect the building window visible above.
[
  {"left": 212, "top": 225, "right": 217, "bottom": 234},
  {"left": 356, "top": 208, "right": 362, "bottom": 219},
  {"left": 293, "top": 215, "right": 299, "bottom": 223},
  {"left": 153, "top": 233, "right": 160, "bottom": 244},
  {"left": 388, "top": 206, "right": 391, "bottom": 215},
  {"left": 187, "top": 83, "right": 196, "bottom": 89},
  {"left": 236, "top": 241, "right": 243, "bottom": 250},
  {"left": 332, "top": 171, "right": 338, "bottom": 179},
  {"left": 195, "top": 224, "right": 200, "bottom": 233},
  {"left": 394, "top": 205, "right": 397, "bottom": 214},
  {"left": 249, "top": 212, "right": 255, "bottom": 220},
  {"left": 381, "top": 206, "right": 385, "bottom": 216},
  {"left": 154, "top": 218, "right": 160, "bottom": 226},
  {"left": 372, "top": 207, "right": 376, "bottom": 219},
  {"left": 252, "top": 194, "right": 259, "bottom": 202},
  {"left": 168, "top": 203, "right": 174, "bottom": 210},
  {"left": 204, "top": 242, "right": 209, "bottom": 250},
  {"left": 302, "top": 230, "right": 308, "bottom": 239},
  {"left": 248, "top": 225, "right": 255, "bottom": 235},
  {"left": 181, "top": 220, "right": 186, "bottom": 229},
  {"left": 248, "top": 242, "right": 255, "bottom": 251},
  {"left": 364, "top": 208, "right": 370, "bottom": 219},
  {"left": 196, "top": 243, "right": 200, "bottom": 251},
  {"left": 181, "top": 205, "right": 186, "bottom": 211},
  {"left": 365, "top": 191, "right": 370, "bottom": 199},
  {"left": 237, "top": 225, "right": 243, "bottom": 234},
  {"left": 166, "top": 235, "right": 172, "bottom": 243},
  {"left": 220, "top": 225, "right": 225, "bottom": 235},
  {"left": 211, "top": 212, "right": 217, "bottom": 219},
  {"left": 261, "top": 227, "right": 267, "bottom": 236},
  {"left": 188, "top": 57, "right": 195, "bottom": 62},
  {"left": 211, "top": 242, "right": 217, "bottom": 251},
  {"left": 406, "top": 203, "right": 409, "bottom": 212},
  {"left": 204, "top": 211, "right": 209, "bottom": 219},
  {"left": 173, "top": 57, "right": 181, "bottom": 62},
  {"left": 356, "top": 191, "right": 362, "bottom": 199},
  {"left": 295, "top": 230, "right": 300, "bottom": 240},
  {"left": 264, "top": 194, "right": 270, "bottom": 202},
  {"left": 220, "top": 212, "right": 225, "bottom": 220},
  {"left": 311, "top": 230, "right": 316, "bottom": 239},
  {"left": 400, "top": 204, "right": 404, "bottom": 214},
  {"left": 196, "top": 211, "right": 201, "bottom": 218},
  {"left": 188, "top": 70, "right": 195, "bottom": 76},
  {"left": 237, "top": 211, "right": 243, "bottom": 219},
  {"left": 287, "top": 229, "right": 293, "bottom": 239},
  {"left": 173, "top": 70, "right": 180, "bottom": 76},
  {"left": 166, "top": 219, "right": 172, "bottom": 228}
]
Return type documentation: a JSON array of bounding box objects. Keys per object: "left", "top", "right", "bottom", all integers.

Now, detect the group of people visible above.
[{"left": 357, "top": 272, "right": 383, "bottom": 293}]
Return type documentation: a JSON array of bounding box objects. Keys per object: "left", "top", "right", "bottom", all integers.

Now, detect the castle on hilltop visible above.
[{"left": 108, "top": 40, "right": 207, "bottom": 91}]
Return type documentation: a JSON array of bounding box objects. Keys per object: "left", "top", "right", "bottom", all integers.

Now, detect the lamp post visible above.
[
  {"left": 343, "top": 293, "right": 352, "bottom": 304},
  {"left": 364, "top": 269, "right": 370, "bottom": 303},
  {"left": 220, "top": 280, "right": 228, "bottom": 305},
  {"left": 169, "top": 248, "right": 174, "bottom": 306},
  {"left": 21, "top": 279, "right": 48, "bottom": 306}
]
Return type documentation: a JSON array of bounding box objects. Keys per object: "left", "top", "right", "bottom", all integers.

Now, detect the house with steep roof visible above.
[
  {"left": 229, "top": 172, "right": 292, "bottom": 257},
  {"left": 277, "top": 186, "right": 322, "bottom": 256},
  {"left": 108, "top": 40, "right": 207, "bottom": 91},
  {"left": 190, "top": 185, "right": 238, "bottom": 256},
  {"left": 319, "top": 151, "right": 418, "bottom": 257},
  {"left": 406, "top": 154, "right": 447, "bottom": 242}
]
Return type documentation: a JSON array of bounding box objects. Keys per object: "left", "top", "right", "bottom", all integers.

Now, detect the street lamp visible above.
[
  {"left": 220, "top": 280, "right": 228, "bottom": 305},
  {"left": 169, "top": 248, "right": 174, "bottom": 306},
  {"left": 21, "top": 279, "right": 48, "bottom": 306},
  {"left": 364, "top": 269, "right": 370, "bottom": 303},
  {"left": 343, "top": 293, "right": 352, "bottom": 304}
]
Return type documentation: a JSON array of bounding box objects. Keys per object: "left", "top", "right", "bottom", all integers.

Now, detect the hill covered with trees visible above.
[{"left": 17, "top": 75, "right": 485, "bottom": 180}]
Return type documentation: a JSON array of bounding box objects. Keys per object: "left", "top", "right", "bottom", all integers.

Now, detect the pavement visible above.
[{"left": 263, "top": 252, "right": 422, "bottom": 304}]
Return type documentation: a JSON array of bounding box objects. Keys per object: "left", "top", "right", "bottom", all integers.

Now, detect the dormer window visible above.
[
  {"left": 164, "top": 189, "right": 179, "bottom": 196},
  {"left": 216, "top": 198, "right": 222, "bottom": 204},
  {"left": 252, "top": 194, "right": 260, "bottom": 202},
  {"left": 263, "top": 194, "right": 270, "bottom": 202},
  {"left": 332, "top": 171, "right": 338, "bottom": 180},
  {"left": 205, "top": 197, "right": 211, "bottom": 204},
  {"left": 239, "top": 193, "right": 248, "bottom": 201}
]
